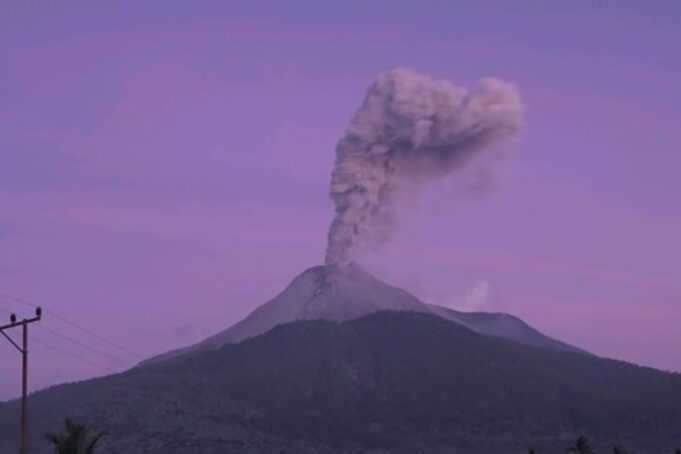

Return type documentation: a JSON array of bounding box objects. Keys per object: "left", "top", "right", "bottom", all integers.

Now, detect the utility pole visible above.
[{"left": 0, "top": 307, "right": 41, "bottom": 454}]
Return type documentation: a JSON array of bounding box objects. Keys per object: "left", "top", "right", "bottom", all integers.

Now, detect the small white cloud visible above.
[{"left": 444, "top": 280, "right": 492, "bottom": 312}]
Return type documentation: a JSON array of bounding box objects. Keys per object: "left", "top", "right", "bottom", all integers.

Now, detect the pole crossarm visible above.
[
  {"left": 0, "top": 314, "right": 41, "bottom": 352},
  {"left": 0, "top": 314, "right": 41, "bottom": 331}
]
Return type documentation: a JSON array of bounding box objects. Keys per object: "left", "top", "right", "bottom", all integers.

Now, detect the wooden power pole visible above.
[{"left": 1, "top": 307, "right": 42, "bottom": 454}]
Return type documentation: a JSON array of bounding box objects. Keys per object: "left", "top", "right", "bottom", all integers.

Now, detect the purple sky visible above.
[{"left": 1, "top": 1, "right": 680, "bottom": 400}]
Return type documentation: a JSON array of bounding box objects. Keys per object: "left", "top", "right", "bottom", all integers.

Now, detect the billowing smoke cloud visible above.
[{"left": 325, "top": 68, "right": 523, "bottom": 268}]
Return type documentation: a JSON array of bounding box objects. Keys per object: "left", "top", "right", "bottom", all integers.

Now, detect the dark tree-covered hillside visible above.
[{"left": 1, "top": 311, "right": 680, "bottom": 453}]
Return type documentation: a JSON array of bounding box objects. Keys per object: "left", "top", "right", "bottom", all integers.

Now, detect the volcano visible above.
[
  {"left": 4, "top": 267, "right": 681, "bottom": 453},
  {"left": 143, "top": 265, "right": 583, "bottom": 365}
]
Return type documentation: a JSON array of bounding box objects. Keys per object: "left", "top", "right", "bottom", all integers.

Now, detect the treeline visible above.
[
  {"left": 43, "top": 418, "right": 680, "bottom": 454},
  {"left": 527, "top": 435, "right": 681, "bottom": 454}
]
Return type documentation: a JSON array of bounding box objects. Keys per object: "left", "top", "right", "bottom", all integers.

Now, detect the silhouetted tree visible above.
[
  {"left": 567, "top": 435, "right": 594, "bottom": 454},
  {"left": 675, "top": 447, "right": 681, "bottom": 454},
  {"left": 613, "top": 445, "right": 628, "bottom": 454},
  {"left": 46, "top": 418, "right": 106, "bottom": 454},
  {"left": 528, "top": 449, "right": 536, "bottom": 454}
]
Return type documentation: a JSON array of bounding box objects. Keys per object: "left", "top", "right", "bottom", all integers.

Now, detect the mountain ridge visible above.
[{"left": 142, "top": 264, "right": 584, "bottom": 366}]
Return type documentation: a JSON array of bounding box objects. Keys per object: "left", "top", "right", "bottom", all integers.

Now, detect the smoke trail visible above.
[{"left": 325, "top": 68, "right": 524, "bottom": 268}]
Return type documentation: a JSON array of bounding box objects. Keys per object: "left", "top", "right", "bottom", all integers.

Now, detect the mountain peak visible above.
[
  {"left": 298, "top": 263, "right": 393, "bottom": 289},
  {"left": 242, "top": 263, "right": 429, "bottom": 327}
]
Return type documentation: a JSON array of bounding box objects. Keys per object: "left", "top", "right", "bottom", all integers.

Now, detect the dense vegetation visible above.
[
  {"left": 46, "top": 418, "right": 106, "bottom": 454},
  {"left": 1, "top": 311, "right": 680, "bottom": 453}
]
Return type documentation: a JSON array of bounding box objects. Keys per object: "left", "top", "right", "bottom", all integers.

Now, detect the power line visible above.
[
  {"left": 0, "top": 292, "right": 143, "bottom": 360},
  {"left": 1, "top": 305, "right": 121, "bottom": 373},
  {"left": 0, "top": 304, "right": 122, "bottom": 373},
  {"left": 1, "top": 303, "right": 118, "bottom": 453},
  {"left": 31, "top": 335, "right": 117, "bottom": 374},
  {"left": 36, "top": 324, "right": 134, "bottom": 368}
]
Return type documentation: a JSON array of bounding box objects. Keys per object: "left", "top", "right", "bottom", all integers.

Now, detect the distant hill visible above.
[
  {"left": 142, "top": 265, "right": 584, "bottom": 365},
  {"left": 427, "top": 304, "right": 587, "bottom": 354},
  {"left": 1, "top": 311, "right": 680, "bottom": 453}
]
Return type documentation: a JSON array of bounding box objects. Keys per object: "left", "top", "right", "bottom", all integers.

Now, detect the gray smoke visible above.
[{"left": 325, "top": 68, "right": 524, "bottom": 268}]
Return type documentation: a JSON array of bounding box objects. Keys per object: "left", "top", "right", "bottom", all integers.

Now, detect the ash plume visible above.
[{"left": 325, "top": 68, "right": 524, "bottom": 268}]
